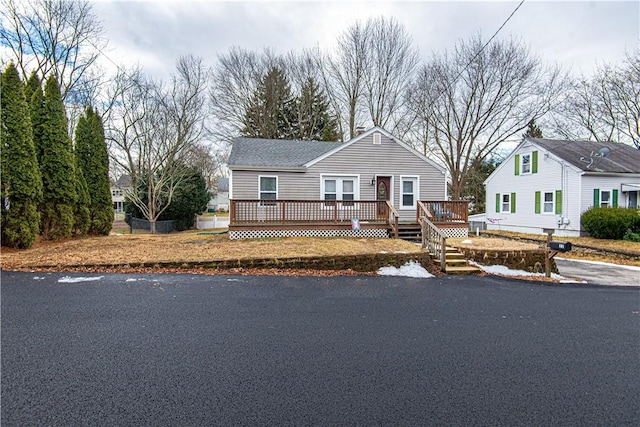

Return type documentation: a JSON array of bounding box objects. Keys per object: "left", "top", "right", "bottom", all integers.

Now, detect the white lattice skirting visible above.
[
  {"left": 441, "top": 228, "right": 469, "bottom": 238},
  {"left": 230, "top": 228, "right": 389, "bottom": 240}
]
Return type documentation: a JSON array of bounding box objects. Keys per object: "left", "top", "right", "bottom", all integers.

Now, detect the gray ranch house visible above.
[
  {"left": 484, "top": 137, "right": 640, "bottom": 237},
  {"left": 227, "top": 127, "right": 469, "bottom": 240}
]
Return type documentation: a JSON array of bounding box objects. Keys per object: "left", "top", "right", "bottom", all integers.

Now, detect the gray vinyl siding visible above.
[{"left": 231, "top": 132, "right": 446, "bottom": 222}]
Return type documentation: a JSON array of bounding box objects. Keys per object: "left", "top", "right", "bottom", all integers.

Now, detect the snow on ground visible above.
[
  {"left": 58, "top": 276, "right": 104, "bottom": 283},
  {"left": 469, "top": 261, "right": 586, "bottom": 283},
  {"left": 377, "top": 261, "right": 434, "bottom": 278}
]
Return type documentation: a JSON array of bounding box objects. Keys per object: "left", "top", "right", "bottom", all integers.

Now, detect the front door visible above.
[{"left": 376, "top": 176, "right": 391, "bottom": 217}]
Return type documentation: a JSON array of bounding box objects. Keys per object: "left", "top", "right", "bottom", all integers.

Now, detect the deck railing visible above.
[
  {"left": 416, "top": 200, "right": 469, "bottom": 224},
  {"left": 418, "top": 214, "right": 447, "bottom": 272},
  {"left": 230, "top": 199, "right": 392, "bottom": 225}
]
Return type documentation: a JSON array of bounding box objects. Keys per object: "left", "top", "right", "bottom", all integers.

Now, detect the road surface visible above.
[{"left": 2, "top": 271, "right": 639, "bottom": 426}]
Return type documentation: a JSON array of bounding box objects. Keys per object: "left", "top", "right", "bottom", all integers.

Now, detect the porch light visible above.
[{"left": 370, "top": 178, "right": 376, "bottom": 186}]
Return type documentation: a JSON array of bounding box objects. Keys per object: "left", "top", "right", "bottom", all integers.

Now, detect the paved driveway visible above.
[
  {"left": 556, "top": 257, "right": 640, "bottom": 287},
  {"left": 2, "top": 271, "right": 639, "bottom": 426}
]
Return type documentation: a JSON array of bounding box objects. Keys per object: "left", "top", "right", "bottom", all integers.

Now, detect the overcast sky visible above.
[{"left": 93, "top": 0, "right": 639, "bottom": 80}]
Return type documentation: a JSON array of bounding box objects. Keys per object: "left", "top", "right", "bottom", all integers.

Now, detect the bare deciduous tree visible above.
[
  {"left": 551, "top": 50, "right": 640, "bottom": 148},
  {"left": 408, "top": 34, "right": 567, "bottom": 199},
  {"left": 106, "top": 55, "right": 209, "bottom": 233},
  {"left": 0, "top": 0, "right": 105, "bottom": 102}
]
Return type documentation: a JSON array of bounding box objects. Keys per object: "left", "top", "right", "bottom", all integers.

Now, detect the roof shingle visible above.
[
  {"left": 228, "top": 137, "right": 342, "bottom": 169},
  {"left": 528, "top": 138, "right": 640, "bottom": 173}
]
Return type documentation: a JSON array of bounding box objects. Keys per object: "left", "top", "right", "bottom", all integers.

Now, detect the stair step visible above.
[
  {"left": 444, "top": 266, "right": 482, "bottom": 274},
  {"left": 434, "top": 258, "right": 468, "bottom": 265}
]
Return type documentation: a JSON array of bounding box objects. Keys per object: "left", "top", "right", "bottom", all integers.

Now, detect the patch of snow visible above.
[
  {"left": 58, "top": 276, "right": 104, "bottom": 283},
  {"left": 468, "top": 261, "right": 586, "bottom": 283},
  {"left": 461, "top": 239, "right": 473, "bottom": 244},
  {"left": 33, "top": 276, "right": 45, "bottom": 280},
  {"left": 377, "top": 261, "right": 434, "bottom": 278}
]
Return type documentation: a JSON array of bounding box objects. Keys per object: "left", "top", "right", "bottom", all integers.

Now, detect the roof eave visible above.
[{"left": 229, "top": 165, "right": 307, "bottom": 172}]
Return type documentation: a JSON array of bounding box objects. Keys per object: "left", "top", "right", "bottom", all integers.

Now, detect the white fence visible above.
[{"left": 196, "top": 215, "right": 230, "bottom": 230}]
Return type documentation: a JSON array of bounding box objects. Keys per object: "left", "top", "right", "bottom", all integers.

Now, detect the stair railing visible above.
[
  {"left": 418, "top": 201, "right": 447, "bottom": 272},
  {"left": 386, "top": 201, "right": 399, "bottom": 238}
]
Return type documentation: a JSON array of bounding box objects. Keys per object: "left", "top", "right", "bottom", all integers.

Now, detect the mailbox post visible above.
[
  {"left": 543, "top": 228, "right": 572, "bottom": 278},
  {"left": 543, "top": 229, "right": 554, "bottom": 278}
]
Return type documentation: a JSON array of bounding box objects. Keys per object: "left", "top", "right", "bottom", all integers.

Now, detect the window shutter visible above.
[
  {"left": 510, "top": 192, "right": 516, "bottom": 213},
  {"left": 613, "top": 189, "right": 619, "bottom": 207},
  {"left": 535, "top": 191, "right": 541, "bottom": 214},
  {"left": 593, "top": 189, "right": 600, "bottom": 207},
  {"left": 496, "top": 193, "right": 500, "bottom": 213},
  {"left": 532, "top": 151, "right": 538, "bottom": 174},
  {"left": 555, "top": 190, "right": 562, "bottom": 214},
  {"left": 514, "top": 154, "right": 520, "bottom": 175}
]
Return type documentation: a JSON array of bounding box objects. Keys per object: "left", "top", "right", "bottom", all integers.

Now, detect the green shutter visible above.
[
  {"left": 511, "top": 192, "right": 516, "bottom": 213},
  {"left": 532, "top": 151, "right": 538, "bottom": 174},
  {"left": 555, "top": 190, "right": 562, "bottom": 214},
  {"left": 514, "top": 154, "right": 520, "bottom": 175},
  {"left": 613, "top": 189, "right": 619, "bottom": 207},
  {"left": 593, "top": 188, "right": 600, "bottom": 207},
  {"left": 535, "top": 191, "right": 541, "bottom": 214},
  {"left": 496, "top": 193, "right": 500, "bottom": 213}
]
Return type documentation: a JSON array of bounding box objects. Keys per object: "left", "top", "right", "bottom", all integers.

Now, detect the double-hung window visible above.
[
  {"left": 600, "top": 190, "right": 611, "bottom": 207},
  {"left": 521, "top": 153, "right": 531, "bottom": 174},
  {"left": 400, "top": 176, "right": 418, "bottom": 209},
  {"left": 543, "top": 192, "right": 554, "bottom": 213},
  {"left": 322, "top": 176, "right": 358, "bottom": 207},
  {"left": 259, "top": 176, "right": 277, "bottom": 206},
  {"left": 501, "top": 193, "right": 511, "bottom": 212}
]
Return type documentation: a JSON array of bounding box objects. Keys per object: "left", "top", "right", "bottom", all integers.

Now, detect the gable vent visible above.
[{"left": 373, "top": 132, "right": 381, "bottom": 145}]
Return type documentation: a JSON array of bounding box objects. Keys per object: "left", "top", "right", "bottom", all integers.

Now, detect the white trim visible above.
[
  {"left": 399, "top": 175, "right": 419, "bottom": 210},
  {"left": 305, "top": 126, "right": 447, "bottom": 174},
  {"left": 500, "top": 193, "right": 512, "bottom": 214},
  {"left": 520, "top": 151, "right": 532, "bottom": 175},
  {"left": 258, "top": 175, "right": 278, "bottom": 201}
]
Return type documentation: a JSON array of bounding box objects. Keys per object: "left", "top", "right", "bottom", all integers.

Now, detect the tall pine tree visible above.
[
  {"left": 40, "top": 75, "right": 77, "bottom": 240},
  {"left": 1, "top": 64, "right": 43, "bottom": 248},
  {"left": 241, "top": 67, "right": 295, "bottom": 139},
  {"left": 523, "top": 119, "right": 543, "bottom": 138},
  {"left": 74, "top": 107, "right": 113, "bottom": 235},
  {"left": 294, "top": 77, "right": 340, "bottom": 141}
]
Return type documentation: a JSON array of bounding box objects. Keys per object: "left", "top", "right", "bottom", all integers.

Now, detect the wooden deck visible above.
[{"left": 229, "top": 199, "right": 468, "bottom": 238}]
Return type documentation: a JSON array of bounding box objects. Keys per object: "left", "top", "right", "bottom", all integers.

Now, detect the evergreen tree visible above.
[
  {"left": 294, "top": 77, "right": 340, "bottom": 141},
  {"left": 24, "top": 71, "right": 41, "bottom": 103},
  {"left": 40, "top": 75, "right": 77, "bottom": 240},
  {"left": 1, "top": 64, "right": 43, "bottom": 248},
  {"left": 27, "top": 74, "right": 46, "bottom": 166},
  {"left": 241, "top": 67, "right": 295, "bottom": 139},
  {"left": 72, "top": 148, "right": 91, "bottom": 237},
  {"left": 74, "top": 106, "right": 113, "bottom": 235},
  {"left": 125, "top": 165, "right": 209, "bottom": 232},
  {"left": 523, "top": 119, "right": 543, "bottom": 138}
]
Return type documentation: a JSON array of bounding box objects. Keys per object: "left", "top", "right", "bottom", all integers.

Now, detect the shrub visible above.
[
  {"left": 581, "top": 207, "right": 640, "bottom": 239},
  {"left": 623, "top": 229, "right": 640, "bottom": 242}
]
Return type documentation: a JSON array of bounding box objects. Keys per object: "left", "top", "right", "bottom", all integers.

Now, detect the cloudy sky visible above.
[{"left": 93, "top": 0, "right": 639, "bottom": 80}]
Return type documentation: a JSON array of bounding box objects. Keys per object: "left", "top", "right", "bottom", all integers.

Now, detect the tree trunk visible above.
[{"left": 150, "top": 220, "right": 156, "bottom": 234}]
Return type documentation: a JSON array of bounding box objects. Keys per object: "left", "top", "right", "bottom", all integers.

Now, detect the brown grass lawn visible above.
[{"left": 0, "top": 231, "right": 422, "bottom": 270}]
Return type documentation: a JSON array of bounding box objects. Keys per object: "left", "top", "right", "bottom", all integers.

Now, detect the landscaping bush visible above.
[
  {"left": 581, "top": 207, "right": 640, "bottom": 239},
  {"left": 623, "top": 229, "right": 640, "bottom": 242}
]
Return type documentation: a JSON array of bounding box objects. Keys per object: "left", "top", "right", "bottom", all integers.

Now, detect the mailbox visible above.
[{"left": 549, "top": 241, "right": 572, "bottom": 252}]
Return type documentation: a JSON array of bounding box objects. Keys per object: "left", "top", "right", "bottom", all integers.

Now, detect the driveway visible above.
[
  {"left": 555, "top": 257, "right": 640, "bottom": 287},
  {"left": 2, "top": 271, "right": 639, "bottom": 426}
]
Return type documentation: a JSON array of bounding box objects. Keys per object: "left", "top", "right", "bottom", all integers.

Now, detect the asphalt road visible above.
[
  {"left": 555, "top": 257, "right": 640, "bottom": 287},
  {"left": 2, "top": 271, "right": 639, "bottom": 426}
]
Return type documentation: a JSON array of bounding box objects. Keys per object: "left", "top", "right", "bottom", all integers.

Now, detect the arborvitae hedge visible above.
[
  {"left": 40, "top": 76, "right": 77, "bottom": 240},
  {"left": 74, "top": 107, "right": 113, "bottom": 235},
  {"left": 27, "top": 73, "right": 46, "bottom": 167},
  {"left": 1, "top": 64, "right": 43, "bottom": 248}
]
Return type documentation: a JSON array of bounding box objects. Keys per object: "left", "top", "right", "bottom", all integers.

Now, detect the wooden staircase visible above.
[
  {"left": 395, "top": 223, "right": 422, "bottom": 242},
  {"left": 431, "top": 246, "right": 482, "bottom": 275}
]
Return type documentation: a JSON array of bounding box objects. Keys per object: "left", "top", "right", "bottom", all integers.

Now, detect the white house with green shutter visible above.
[{"left": 484, "top": 138, "right": 640, "bottom": 237}]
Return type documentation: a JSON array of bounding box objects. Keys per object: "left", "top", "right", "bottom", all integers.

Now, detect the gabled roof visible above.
[
  {"left": 228, "top": 127, "right": 447, "bottom": 174},
  {"left": 527, "top": 138, "right": 640, "bottom": 173},
  {"left": 228, "top": 137, "right": 340, "bottom": 170}
]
